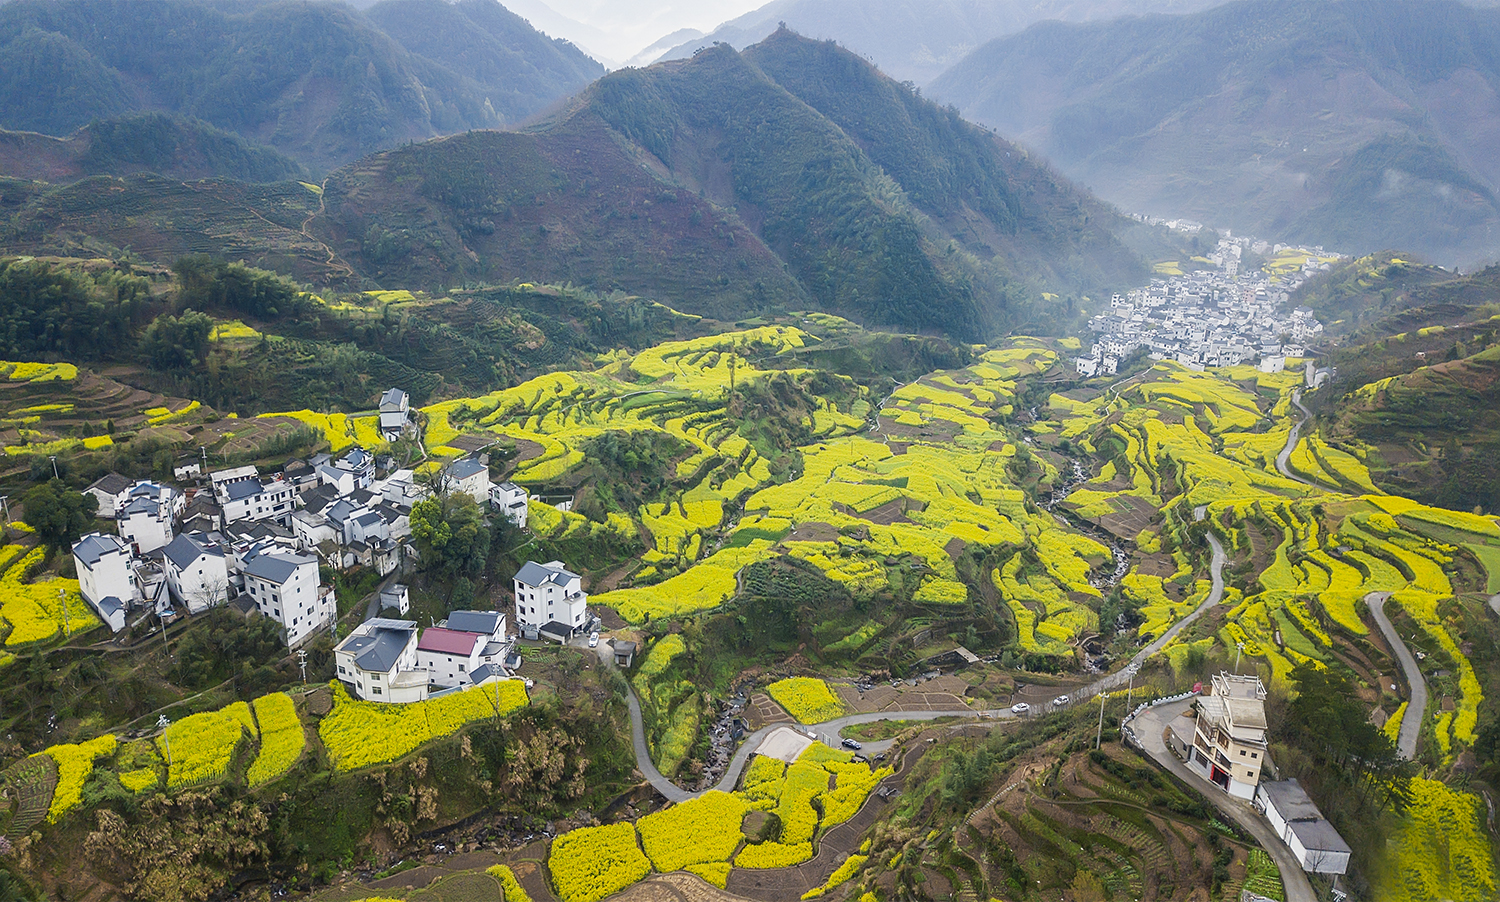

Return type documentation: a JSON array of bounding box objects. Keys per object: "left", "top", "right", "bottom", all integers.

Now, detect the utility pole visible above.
[
  {"left": 0, "top": 495, "right": 9, "bottom": 540},
  {"left": 1124, "top": 665, "right": 1138, "bottom": 712},
  {"left": 49, "top": 455, "right": 59, "bottom": 480},
  {"left": 1096, "top": 692, "right": 1108, "bottom": 749},
  {"left": 296, "top": 649, "right": 308, "bottom": 685},
  {"left": 158, "top": 715, "right": 172, "bottom": 770},
  {"left": 1235, "top": 641, "right": 1245, "bottom": 673},
  {"left": 58, "top": 588, "right": 69, "bottom": 637}
]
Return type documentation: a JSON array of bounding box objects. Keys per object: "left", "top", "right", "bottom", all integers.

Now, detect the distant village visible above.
[
  {"left": 1076, "top": 235, "right": 1336, "bottom": 377},
  {"left": 69, "top": 388, "right": 593, "bottom": 705}
]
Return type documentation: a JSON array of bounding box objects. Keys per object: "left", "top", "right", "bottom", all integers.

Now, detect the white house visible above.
[
  {"left": 1189, "top": 672, "right": 1269, "bottom": 800},
  {"left": 416, "top": 610, "right": 509, "bottom": 688},
  {"left": 209, "top": 465, "right": 260, "bottom": 502},
  {"left": 446, "top": 458, "right": 490, "bottom": 504},
  {"left": 490, "top": 481, "right": 528, "bottom": 529},
  {"left": 379, "top": 388, "right": 410, "bottom": 440},
  {"left": 84, "top": 473, "right": 132, "bottom": 519},
  {"left": 72, "top": 533, "right": 133, "bottom": 632},
  {"left": 162, "top": 532, "right": 231, "bottom": 614},
  {"left": 415, "top": 628, "right": 487, "bottom": 688},
  {"left": 1255, "top": 779, "right": 1351, "bottom": 875},
  {"left": 173, "top": 461, "right": 202, "bottom": 481},
  {"left": 290, "top": 509, "right": 338, "bottom": 554},
  {"left": 513, "top": 560, "right": 587, "bottom": 639},
  {"left": 116, "top": 483, "right": 178, "bottom": 554},
  {"left": 220, "top": 476, "right": 296, "bottom": 526},
  {"left": 241, "top": 550, "right": 334, "bottom": 647},
  {"left": 334, "top": 618, "right": 424, "bottom": 702},
  {"left": 379, "top": 584, "right": 410, "bottom": 615}
]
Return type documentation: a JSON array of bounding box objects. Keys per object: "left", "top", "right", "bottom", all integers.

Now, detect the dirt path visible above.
[{"left": 1367, "top": 591, "right": 1426, "bottom": 760}]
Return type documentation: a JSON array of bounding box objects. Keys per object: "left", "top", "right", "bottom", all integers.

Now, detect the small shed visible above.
[
  {"left": 380, "top": 584, "right": 410, "bottom": 615},
  {"left": 1255, "top": 779, "right": 1351, "bottom": 875},
  {"left": 613, "top": 640, "right": 637, "bottom": 669}
]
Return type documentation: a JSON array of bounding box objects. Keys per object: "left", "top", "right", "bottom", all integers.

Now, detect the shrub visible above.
[{"left": 488, "top": 864, "right": 532, "bottom": 902}]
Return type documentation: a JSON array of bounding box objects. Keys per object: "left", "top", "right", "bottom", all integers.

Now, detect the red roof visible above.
[{"left": 417, "top": 627, "right": 483, "bottom": 656}]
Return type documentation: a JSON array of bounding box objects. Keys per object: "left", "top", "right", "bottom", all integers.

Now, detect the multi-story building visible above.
[
  {"left": 513, "top": 560, "right": 587, "bottom": 640},
  {"left": 241, "top": 550, "right": 334, "bottom": 647},
  {"left": 334, "top": 618, "right": 423, "bottom": 702},
  {"left": 72, "top": 532, "right": 134, "bottom": 631},
  {"left": 1188, "top": 671, "right": 1269, "bottom": 799},
  {"left": 116, "top": 482, "right": 178, "bottom": 554},
  {"left": 162, "top": 532, "right": 230, "bottom": 614},
  {"left": 379, "top": 388, "right": 410, "bottom": 440},
  {"left": 490, "top": 481, "right": 529, "bottom": 529},
  {"left": 220, "top": 476, "right": 296, "bottom": 526}
]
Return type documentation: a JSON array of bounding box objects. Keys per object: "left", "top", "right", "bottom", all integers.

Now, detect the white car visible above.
[
  {"left": 1011, "top": 702, "right": 1031, "bottom": 715},
  {"left": 587, "top": 632, "right": 600, "bottom": 648},
  {"left": 1053, "top": 695, "right": 1070, "bottom": 707}
]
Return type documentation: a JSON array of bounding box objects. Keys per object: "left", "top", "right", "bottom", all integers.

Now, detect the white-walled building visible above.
[
  {"left": 446, "top": 458, "right": 490, "bottom": 504},
  {"left": 72, "top": 533, "right": 133, "bottom": 632},
  {"left": 1188, "top": 671, "right": 1269, "bottom": 800},
  {"left": 116, "top": 482, "right": 178, "bottom": 554},
  {"left": 162, "top": 532, "right": 230, "bottom": 614},
  {"left": 335, "top": 618, "right": 424, "bottom": 702},
  {"left": 220, "top": 476, "right": 296, "bottom": 526},
  {"left": 513, "top": 560, "right": 587, "bottom": 638},
  {"left": 379, "top": 388, "right": 410, "bottom": 440},
  {"left": 490, "top": 481, "right": 528, "bottom": 529},
  {"left": 415, "top": 610, "right": 509, "bottom": 688},
  {"left": 1255, "top": 779, "right": 1352, "bottom": 875},
  {"left": 84, "top": 473, "right": 132, "bottom": 520},
  {"left": 242, "top": 550, "right": 334, "bottom": 647}
]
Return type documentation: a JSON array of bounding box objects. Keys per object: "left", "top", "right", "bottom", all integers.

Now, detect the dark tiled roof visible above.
[
  {"left": 74, "top": 533, "right": 126, "bottom": 566},
  {"left": 445, "top": 610, "right": 503, "bottom": 635},
  {"left": 88, "top": 473, "right": 132, "bottom": 495},
  {"left": 243, "top": 553, "right": 311, "bottom": 585}
]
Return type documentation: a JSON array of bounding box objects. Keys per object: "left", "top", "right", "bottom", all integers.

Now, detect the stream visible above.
[{"left": 1043, "top": 456, "right": 1130, "bottom": 592}]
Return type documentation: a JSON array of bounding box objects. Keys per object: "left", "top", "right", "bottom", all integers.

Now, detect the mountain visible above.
[
  {"left": 0, "top": 113, "right": 304, "bottom": 184},
  {"left": 304, "top": 28, "right": 1162, "bottom": 339},
  {"left": 655, "top": 0, "right": 1229, "bottom": 86},
  {"left": 0, "top": 0, "right": 602, "bottom": 171},
  {"left": 929, "top": 0, "right": 1500, "bottom": 268}
]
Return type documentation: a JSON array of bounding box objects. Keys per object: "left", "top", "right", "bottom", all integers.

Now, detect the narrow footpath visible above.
[{"left": 1366, "top": 591, "right": 1427, "bottom": 760}]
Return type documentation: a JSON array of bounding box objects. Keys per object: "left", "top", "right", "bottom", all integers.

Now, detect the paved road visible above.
[
  {"left": 1367, "top": 591, "right": 1427, "bottom": 759},
  {"left": 1274, "top": 390, "right": 1335, "bottom": 492},
  {"left": 1130, "top": 700, "right": 1316, "bottom": 902},
  {"left": 1490, "top": 592, "right": 1500, "bottom": 621}
]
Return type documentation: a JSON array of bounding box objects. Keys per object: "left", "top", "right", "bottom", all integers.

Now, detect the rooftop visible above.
[
  {"left": 445, "top": 610, "right": 504, "bottom": 635},
  {"left": 417, "top": 627, "right": 485, "bottom": 656},
  {"left": 74, "top": 533, "right": 128, "bottom": 566},
  {"left": 243, "top": 552, "right": 313, "bottom": 585},
  {"left": 515, "top": 560, "right": 579, "bottom": 588}
]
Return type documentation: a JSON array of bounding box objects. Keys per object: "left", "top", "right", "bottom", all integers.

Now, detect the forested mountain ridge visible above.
[
  {"left": 307, "top": 28, "right": 1164, "bottom": 339},
  {"left": 0, "top": 113, "right": 304, "bottom": 184},
  {"left": 929, "top": 0, "right": 1500, "bottom": 268},
  {"left": 655, "top": 0, "right": 1228, "bottom": 85},
  {"left": 0, "top": 0, "right": 603, "bottom": 171}
]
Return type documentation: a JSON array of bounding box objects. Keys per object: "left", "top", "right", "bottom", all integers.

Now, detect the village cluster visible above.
[
  {"left": 68, "top": 388, "right": 582, "bottom": 704},
  {"left": 1076, "top": 238, "right": 1333, "bottom": 377}
]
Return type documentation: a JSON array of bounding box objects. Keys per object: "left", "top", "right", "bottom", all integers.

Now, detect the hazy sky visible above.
[{"left": 503, "top": 0, "right": 769, "bottom": 65}]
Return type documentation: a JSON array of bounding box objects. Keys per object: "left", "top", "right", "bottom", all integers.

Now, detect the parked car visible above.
[
  {"left": 1011, "top": 702, "right": 1031, "bottom": 714},
  {"left": 587, "top": 632, "right": 600, "bottom": 648},
  {"left": 841, "top": 738, "right": 862, "bottom": 750},
  {"left": 1053, "top": 695, "right": 1070, "bottom": 707}
]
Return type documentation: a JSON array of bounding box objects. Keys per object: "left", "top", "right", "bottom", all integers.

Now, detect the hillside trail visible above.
[
  {"left": 1366, "top": 591, "right": 1426, "bottom": 760},
  {"left": 298, "top": 176, "right": 357, "bottom": 281}
]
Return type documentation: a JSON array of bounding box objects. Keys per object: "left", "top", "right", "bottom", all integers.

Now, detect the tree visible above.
[
  {"left": 22, "top": 479, "right": 98, "bottom": 551},
  {"left": 140, "top": 309, "right": 214, "bottom": 369},
  {"left": 410, "top": 493, "right": 491, "bottom": 578}
]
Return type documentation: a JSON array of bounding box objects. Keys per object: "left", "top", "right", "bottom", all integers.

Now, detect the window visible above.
[
  {"left": 459, "top": 664, "right": 465, "bottom": 672},
  {"left": 1250, "top": 752, "right": 1258, "bottom": 759},
  {"left": 1239, "top": 750, "right": 1246, "bottom": 756},
  {"left": 373, "top": 686, "right": 382, "bottom": 695}
]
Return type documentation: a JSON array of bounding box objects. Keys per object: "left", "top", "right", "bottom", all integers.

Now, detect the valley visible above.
[{"left": 0, "top": 4, "right": 1497, "bottom": 902}]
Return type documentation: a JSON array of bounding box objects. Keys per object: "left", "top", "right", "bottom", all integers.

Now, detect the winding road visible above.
[
  {"left": 1366, "top": 592, "right": 1427, "bottom": 760},
  {"left": 1274, "top": 390, "right": 1339, "bottom": 492},
  {"left": 606, "top": 511, "right": 1235, "bottom": 803}
]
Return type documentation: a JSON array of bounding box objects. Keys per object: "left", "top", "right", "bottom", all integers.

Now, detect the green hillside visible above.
[
  {"left": 306, "top": 29, "right": 1166, "bottom": 340},
  {"left": 0, "top": 0, "right": 602, "bottom": 171},
  {"left": 0, "top": 113, "right": 303, "bottom": 183},
  {"left": 929, "top": 0, "right": 1500, "bottom": 268}
]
